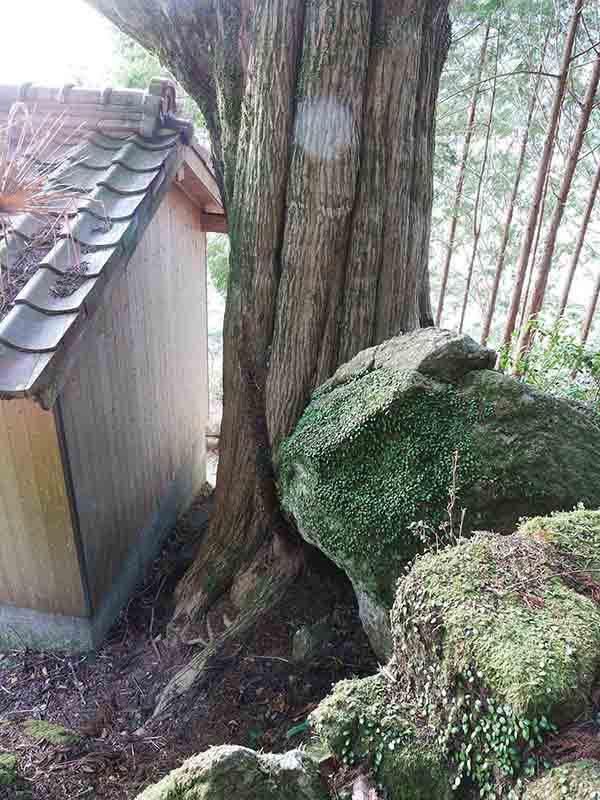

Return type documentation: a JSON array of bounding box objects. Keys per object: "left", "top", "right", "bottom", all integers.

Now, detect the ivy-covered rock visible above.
[
  {"left": 278, "top": 328, "right": 600, "bottom": 657},
  {"left": 522, "top": 760, "right": 600, "bottom": 799},
  {"left": 310, "top": 674, "right": 453, "bottom": 800},
  {"left": 391, "top": 522, "right": 600, "bottom": 798},
  {"left": 135, "top": 745, "right": 328, "bottom": 800}
]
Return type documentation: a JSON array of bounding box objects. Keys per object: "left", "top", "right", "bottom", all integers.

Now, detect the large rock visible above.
[
  {"left": 390, "top": 509, "right": 600, "bottom": 797},
  {"left": 310, "top": 509, "right": 600, "bottom": 799},
  {"left": 135, "top": 745, "right": 328, "bottom": 800},
  {"left": 278, "top": 328, "right": 600, "bottom": 658}
]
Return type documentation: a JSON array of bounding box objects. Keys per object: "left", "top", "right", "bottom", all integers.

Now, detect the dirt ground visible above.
[{"left": 0, "top": 488, "right": 376, "bottom": 799}]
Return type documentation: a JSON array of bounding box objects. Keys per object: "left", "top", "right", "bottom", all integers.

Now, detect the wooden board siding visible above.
[
  {"left": 60, "top": 187, "right": 208, "bottom": 610},
  {"left": 0, "top": 400, "right": 85, "bottom": 616}
]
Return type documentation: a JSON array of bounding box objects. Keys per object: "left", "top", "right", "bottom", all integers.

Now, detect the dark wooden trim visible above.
[
  {"left": 53, "top": 398, "right": 93, "bottom": 617},
  {"left": 200, "top": 212, "right": 228, "bottom": 233}
]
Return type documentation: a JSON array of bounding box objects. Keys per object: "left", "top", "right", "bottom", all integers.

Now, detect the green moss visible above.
[
  {"left": 279, "top": 369, "right": 483, "bottom": 604},
  {"left": 518, "top": 507, "right": 600, "bottom": 568},
  {"left": 0, "top": 753, "right": 18, "bottom": 786},
  {"left": 523, "top": 760, "right": 600, "bottom": 799},
  {"left": 310, "top": 675, "right": 452, "bottom": 800},
  {"left": 392, "top": 531, "right": 600, "bottom": 797},
  {"left": 135, "top": 746, "right": 328, "bottom": 800},
  {"left": 22, "top": 719, "right": 80, "bottom": 747}
]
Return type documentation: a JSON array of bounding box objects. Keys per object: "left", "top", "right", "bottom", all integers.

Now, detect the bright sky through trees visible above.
[{"left": 0, "top": 1, "right": 113, "bottom": 86}]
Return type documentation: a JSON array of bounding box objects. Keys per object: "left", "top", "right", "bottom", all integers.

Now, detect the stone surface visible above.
[
  {"left": 135, "top": 745, "right": 329, "bottom": 800},
  {"left": 278, "top": 328, "right": 600, "bottom": 658},
  {"left": 309, "top": 509, "right": 600, "bottom": 800},
  {"left": 390, "top": 511, "right": 600, "bottom": 797},
  {"left": 523, "top": 760, "right": 600, "bottom": 799}
]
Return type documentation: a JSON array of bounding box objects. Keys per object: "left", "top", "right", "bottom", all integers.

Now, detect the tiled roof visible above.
[{"left": 0, "top": 81, "right": 221, "bottom": 404}]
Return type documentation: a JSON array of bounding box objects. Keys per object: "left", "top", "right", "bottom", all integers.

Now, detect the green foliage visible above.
[
  {"left": 432, "top": 3, "right": 600, "bottom": 341},
  {"left": 112, "top": 33, "right": 164, "bottom": 90},
  {"left": 310, "top": 676, "right": 452, "bottom": 800},
  {"left": 207, "top": 234, "right": 230, "bottom": 298},
  {"left": 110, "top": 33, "right": 205, "bottom": 129},
  {"left": 22, "top": 719, "right": 80, "bottom": 746},
  {"left": 0, "top": 754, "right": 18, "bottom": 787},
  {"left": 498, "top": 319, "right": 600, "bottom": 410}
]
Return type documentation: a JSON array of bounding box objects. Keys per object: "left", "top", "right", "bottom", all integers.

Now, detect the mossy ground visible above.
[
  {"left": 310, "top": 675, "right": 453, "bottom": 799},
  {"left": 21, "top": 719, "right": 80, "bottom": 747},
  {"left": 518, "top": 507, "right": 600, "bottom": 569},
  {"left": 0, "top": 753, "right": 18, "bottom": 786}
]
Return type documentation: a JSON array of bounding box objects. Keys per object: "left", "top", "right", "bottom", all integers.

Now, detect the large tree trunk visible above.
[{"left": 86, "top": 0, "right": 450, "bottom": 712}]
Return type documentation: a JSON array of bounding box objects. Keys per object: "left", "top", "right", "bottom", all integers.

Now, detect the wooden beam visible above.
[{"left": 200, "top": 212, "right": 228, "bottom": 233}]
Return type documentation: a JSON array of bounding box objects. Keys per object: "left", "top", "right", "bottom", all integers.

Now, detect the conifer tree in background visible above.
[{"left": 436, "top": 22, "right": 490, "bottom": 326}]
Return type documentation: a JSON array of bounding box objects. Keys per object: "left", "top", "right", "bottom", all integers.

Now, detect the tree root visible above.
[{"left": 153, "top": 534, "right": 303, "bottom": 718}]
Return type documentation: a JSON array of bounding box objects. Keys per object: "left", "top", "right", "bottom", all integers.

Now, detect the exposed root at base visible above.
[{"left": 153, "top": 535, "right": 303, "bottom": 718}]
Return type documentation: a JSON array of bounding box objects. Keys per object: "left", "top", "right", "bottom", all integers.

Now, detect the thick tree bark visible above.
[
  {"left": 502, "top": 0, "right": 584, "bottom": 350},
  {"left": 86, "top": 0, "right": 450, "bottom": 712},
  {"left": 435, "top": 22, "right": 490, "bottom": 326},
  {"left": 519, "top": 47, "right": 600, "bottom": 356},
  {"left": 480, "top": 31, "right": 549, "bottom": 345},
  {"left": 557, "top": 156, "right": 600, "bottom": 317}
]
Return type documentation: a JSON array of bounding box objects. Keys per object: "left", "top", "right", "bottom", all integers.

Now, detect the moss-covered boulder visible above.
[
  {"left": 0, "top": 754, "right": 18, "bottom": 787},
  {"left": 278, "top": 328, "right": 600, "bottom": 658},
  {"left": 310, "top": 674, "right": 453, "bottom": 799},
  {"left": 523, "top": 760, "right": 600, "bottom": 799},
  {"left": 391, "top": 515, "right": 600, "bottom": 797},
  {"left": 135, "top": 745, "right": 328, "bottom": 800}
]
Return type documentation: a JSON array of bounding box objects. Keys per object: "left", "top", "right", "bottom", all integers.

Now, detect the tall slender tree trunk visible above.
[
  {"left": 87, "top": 0, "right": 451, "bottom": 712},
  {"left": 502, "top": 0, "right": 584, "bottom": 349},
  {"left": 436, "top": 22, "right": 490, "bottom": 326},
  {"left": 580, "top": 267, "right": 600, "bottom": 346},
  {"left": 557, "top": 156, "right": 600, "bottom": 316},
  {"left": 459, "top": 28, "right": 498, "bottom": 334},
  {"left": 518, "top": 161, "right": 553, "bottom": 331},
  {"left": 519, "top": 47, "right": 600, "bottom": 355},
  {"left": 481, "top": 31, "right": 550, "bottom": 345}
]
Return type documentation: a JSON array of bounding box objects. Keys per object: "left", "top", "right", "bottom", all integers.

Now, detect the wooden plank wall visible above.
[
  {"left": 60, "top": 188, "right": 208, "bottom": 609},
  {"left": 0, "top": 400, "right": 85, "bottom": 616}
]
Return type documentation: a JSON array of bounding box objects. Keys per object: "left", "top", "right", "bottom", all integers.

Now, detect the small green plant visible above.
[
  {"left": 440, "top": 667, "right": 557, "bottom": 799},
  {"left": 498, "top": 318, "right": 600, "bottom": 411},
  {"left": 408, "top": 449, "right": 466, "bottom": 552}
]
